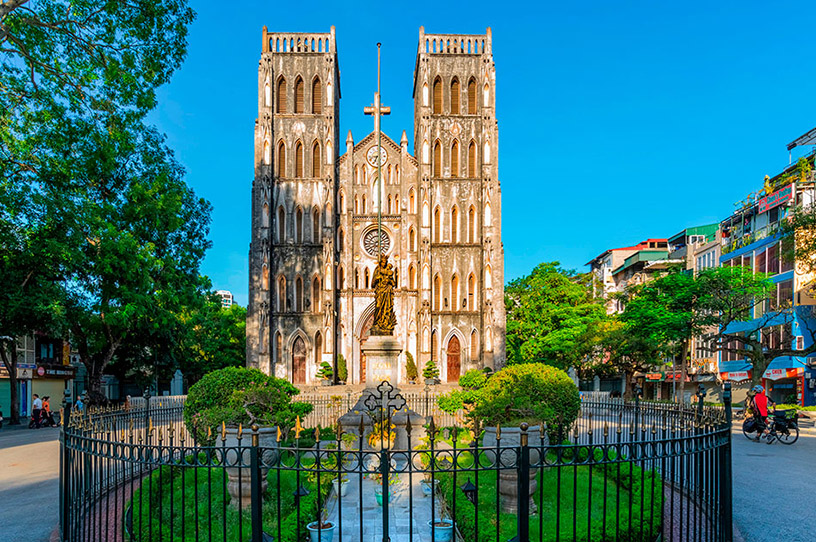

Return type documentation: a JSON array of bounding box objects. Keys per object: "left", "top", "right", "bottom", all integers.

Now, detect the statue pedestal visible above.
[
  {"left": 338, "top": 335, "right": 425, "bottom": 449},
  {"left": 364, "top": 334, "right": 402, "bottom": 386}
]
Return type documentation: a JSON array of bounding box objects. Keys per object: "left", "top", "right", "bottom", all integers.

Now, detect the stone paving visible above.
[{"left": 324, "top": 462, "right": 447, "bottom": 542}]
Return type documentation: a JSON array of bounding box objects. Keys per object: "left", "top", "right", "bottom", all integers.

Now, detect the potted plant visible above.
[
  {"left": 405, "top": 352, "right": 418, "bottom": 384},
  {"left": 427, "top": 518, "right": 454, "bottom": 542},
  {"left": 332, "top": 472, "right": 350, "bottom": 497},
  {"left": 340, "top": 431, "right": 358, "bottom": 451},
  {"left": 423, "top": 360, "right": 440, "bottom": 385},
  {"left": 370, "top": 471, "right": 399, "bottom": 506},
  {"left": 336, "top": 354, "right": 348, "bottom": 385},
  {"left": 306, "top": 512, "right": 336, "bottom": 542},
  {"left": 317, "top": 361, "right": 333, "bottom": 386},
  {"left": 182, "top": 367, "right": 313, "bottom": 507},
  {"left": 366, "top": 410, "right": 397, "bottom": 450},
  {"left": 420, "top": 473, "right": 439, "bottom": 496}
]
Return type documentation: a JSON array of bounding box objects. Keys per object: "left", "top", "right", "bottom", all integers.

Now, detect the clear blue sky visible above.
[{"left": 149, "top": 1, "right": 816, "bottom": 306}]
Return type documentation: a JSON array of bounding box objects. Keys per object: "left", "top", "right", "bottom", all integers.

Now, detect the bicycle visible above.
[{"left": 742, "top": 409, "right": 799, "bottom": 445}]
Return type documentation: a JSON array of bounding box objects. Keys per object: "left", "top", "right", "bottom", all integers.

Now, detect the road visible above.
[
  {"left": 732, "top": 423, "right": 815, "bottom": 542},
  {"left": 0, "top": 426, "right": 60, "bottom": 542}
]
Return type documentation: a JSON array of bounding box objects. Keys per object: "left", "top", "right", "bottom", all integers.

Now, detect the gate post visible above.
[
  {"left": 250, "top": 425, "right": 263, "bottom": 542},
  {"left": 720, "top": 382, "right": 733, "bottom": 542},
  {"left": 60, "top": 410, "right": 69, "bottom": 541},
  {"left": 517, "top": 423, "right": 531, "bottom": 542}
]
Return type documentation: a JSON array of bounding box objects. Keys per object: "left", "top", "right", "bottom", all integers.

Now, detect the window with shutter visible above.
[
  {"left": 276, "top": 78, "right": 287, "bottom": 113},
  {"left": 451, "top": 140, "right": 459, "bottom": 177},
  {"left": 277, "top": 142, "right": 286, "bottom": 177},
  {"left": 451, "top": 206, "right": 458, "bottom": 243},
  {"left": 432, "top": 77, "right": 442, "bottom": 115},
  {"left": 312, "top": 142, "right": 321, "bottom": 177},
  {"left": 467, "top": 79, "right": 477, "bottom": 114},
  {"left": 295, "top": 142, "right": 304, "bottom": 177},
  {"left": 295, "top": 208, "right": 303, "bottom": 244},
  {"left": 312, "top": 208, "right": 320, "bottom": 242},
  {"left": 450, "top": 79, "right": 460, "bottom": 114},
  {"left": 468, "top": 141, "right": 476, "bottom": 177},
  {"left": 294, "top": 77, "right": 304, "bottom": 113},
  {"left": 312, "top": 77, "right": 322, "bottom": 113},
  {"left": 433, "top": 141, "right": 441, "bottom": 177},
  {"left": 434, "top": 207, "right": 441, "bottom": 243}
]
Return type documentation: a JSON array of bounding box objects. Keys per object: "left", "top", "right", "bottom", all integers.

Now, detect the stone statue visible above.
[{"left": 371, "top": 253, "right": 397, "bottom": 335}]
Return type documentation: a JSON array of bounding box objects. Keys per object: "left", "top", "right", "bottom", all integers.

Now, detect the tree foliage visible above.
[{"left": 505, "top": 262, "right": 608, "bottom": 371}]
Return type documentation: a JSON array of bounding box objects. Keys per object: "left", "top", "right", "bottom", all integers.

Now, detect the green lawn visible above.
[
  {"left": 128, "top": 454, "right": 332, "bottom": 542},
  {"left": 436, "top": 458, "right": 662, "bottom": 542}
]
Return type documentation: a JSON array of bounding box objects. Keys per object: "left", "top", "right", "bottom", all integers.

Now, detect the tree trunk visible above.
[
  {"left": 678, "top": 343, "right": 688, "bottom": 403},
  {"left": 84, "top": 361, "right": 107, "bottom": 405},
  {"left": 623, "top": 368, "right": 635, "bottom": 400},
  {"left": 0, "top": 343, "right": 21, "bottom": 425}
]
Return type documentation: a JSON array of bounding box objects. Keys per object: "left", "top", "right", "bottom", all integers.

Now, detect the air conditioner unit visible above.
[{"left": 796, "top": 335, "right": 804, "bottom": 350}]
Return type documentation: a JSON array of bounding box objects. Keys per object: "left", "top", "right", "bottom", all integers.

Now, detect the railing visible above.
[
  {"left": 264, "top": 31, "right": 334, "bottom": 54},
  {"left": 59, "top": 382, "right": 735, "bottom": 542},
  {"left": 422, "top": 33, "right": 490, "bottom": 55}
]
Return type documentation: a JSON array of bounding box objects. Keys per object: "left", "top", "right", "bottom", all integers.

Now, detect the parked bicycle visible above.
[{"left": 742, "top": 409, "right": 799, "bottom": 444}]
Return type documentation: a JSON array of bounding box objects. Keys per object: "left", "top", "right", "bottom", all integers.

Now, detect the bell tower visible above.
[{"left": 247, "top": 28, "right": 340, "bottom": 381}]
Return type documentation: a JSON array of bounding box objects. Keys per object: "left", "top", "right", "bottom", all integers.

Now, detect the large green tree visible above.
[{"left": 505, "top": 262, "right": 608, "bottom": 371}]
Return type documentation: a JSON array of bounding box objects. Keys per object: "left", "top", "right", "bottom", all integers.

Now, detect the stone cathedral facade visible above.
[{"left": 247, "top": 26, "right": 505, "bottom": 385}]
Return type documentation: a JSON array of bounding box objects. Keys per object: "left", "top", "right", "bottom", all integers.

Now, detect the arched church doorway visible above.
[
  {"left": 447, "top": 336, "right": 461, "bottom": 383},
  {"left": 292, "top": 336, "right": 306, "bottom": 384}
]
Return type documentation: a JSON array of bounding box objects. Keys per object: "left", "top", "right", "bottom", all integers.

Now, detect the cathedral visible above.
[{"left": 246, "top": 26, "right": 505, "bottom": 385}]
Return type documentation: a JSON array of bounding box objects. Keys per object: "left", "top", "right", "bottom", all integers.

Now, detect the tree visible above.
[
  {"left": 505, "top": 262, "right": 608, "bottom": 372},
  {"left": 62, "top": 126, "right": 211, "bottom": 403}
]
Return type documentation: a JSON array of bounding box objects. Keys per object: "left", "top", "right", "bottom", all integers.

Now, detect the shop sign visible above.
[
  {"left": 721, "top": 371, "right": 751, "bottom": 382},
  {"left": 758, "top": 184, "right": 793, "bottom": 213},
  {"left": 762, "top": 366, "right": 804, "bottom": 381},
  {"left": 16, "top": 367, "right": 33, "bottom": 379},
  {"left": 646, "top": 373, "right": 664, "bottom": 381},
  {"left": 0, "top": 366, "right": 7, "bottom": 378},
  {"left": 40, "top": 367, "right": 76, "bottom": 377},
  {"left": 37, "top": 366, "right": 45, "bottom": 377}
]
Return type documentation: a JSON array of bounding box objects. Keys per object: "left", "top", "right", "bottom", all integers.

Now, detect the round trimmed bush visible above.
[
  {"left": 470, "top": 363, "right": 580, "bottom": 434},
  {"left": 183, "top": 366, "right": 312, "bottom": 444}
]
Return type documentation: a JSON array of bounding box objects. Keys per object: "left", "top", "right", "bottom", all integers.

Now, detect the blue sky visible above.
[{"left": 149, "top": 1, "right": 816, "bottom": 306}]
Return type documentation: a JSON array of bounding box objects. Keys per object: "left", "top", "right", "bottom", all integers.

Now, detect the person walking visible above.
[
  {"left": 42, "top": 396, "right": 55, "bottom": 427},
  {"left": 31, "top": 394, "right": 42, "bottom": 429}
]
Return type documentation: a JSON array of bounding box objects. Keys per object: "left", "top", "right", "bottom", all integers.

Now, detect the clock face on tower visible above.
[
  {"left": 366, "top": 145, "right": 387, "bottom": 167},
  {"left": 363, "top": 229, "right": 390, "bottom": 257}
]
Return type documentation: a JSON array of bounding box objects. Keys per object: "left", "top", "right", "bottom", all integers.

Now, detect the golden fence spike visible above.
[
  {"left": 221, "top": 421, "right": 227, "bottom": 441},
  {"left": 276, "top": 426, "right": 282, "bottom": 443},
  {"left": 314, "top": 426, "right": 321, "bottom": 441},
  {"left": 238, "top": 423, "right": 243, "bottom": 439},
  {"left": 294, "top": 416, "right": 303, "bottom": 440},
  {"left": 208, "top": 426, "right": 212, "bottom": 440}
]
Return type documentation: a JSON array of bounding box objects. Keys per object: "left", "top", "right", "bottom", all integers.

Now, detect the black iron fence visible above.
[{"left": 59, "top": 382, "right": 735, "bottom": 542}]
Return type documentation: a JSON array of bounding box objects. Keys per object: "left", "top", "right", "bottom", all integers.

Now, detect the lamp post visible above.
[{"left": 460, "top": 478, "right": 477, "bottom": 504}]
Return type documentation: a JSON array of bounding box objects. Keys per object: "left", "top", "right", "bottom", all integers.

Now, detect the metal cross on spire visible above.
[{"left": 363, "top": 43, "right": 391, "bottom": 255}]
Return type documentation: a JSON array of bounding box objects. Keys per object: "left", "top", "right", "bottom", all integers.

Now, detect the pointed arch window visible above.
[
  {"left": 468, "top": 206, "right": 476, "bottom": 243},
  {"left": 312, "top": 276, "right": 321, "bottom": 313},
  {"left": 354, "top": 196, "right": 359, "bottom": 214},
  {"left": 277, "top": 206, "right": 285, "bottom": 242},
  {"left": 338, "top": 265, "right": 345, "bottom": 289},
  {"left": 433, "top": 275, "right": 441, "bottom": 310},
  {"left": 409, "top": 227, "right": 416, "bottom": 251},
  {"left": 263, "top": 140, "right": 271, "bottom": 165},
  {"left": 338, "top": 228, "right": 345, "bottom": 253},
  {"left": 433, "top": 206, "right": 441, "bottom": 243},
  {"left": 409, "top": 265, "right": 416, "bottom": 289},
  {"left": 275, "top": 332, "right": 282, "bottom": 365},
  {"left": 314, "top": 332, "right": 323, "bottom": 366},
  {"left": 468, "top": 273, "right": 476, "bottom": 310},
  {"left": 295, "top": 276, "right": 304, "bottom": 312},
  {"left": 262, "top": 203, "right": 269, "bottom": 228},
  {"left": 262, "top": 264, "right": 269, "bottom": 290},
  {"left": 409, "top": 189, "right": 416, "bottom": 213},
  {"left": 354, "top": 268, "right": 360, "bottom": 289},
  {"left": 362, "top": 195, "right": 367, "bottom": 214},
  {"left": 276, "top": 77, "right": 287, "bottom": 113},
  {"left": 312, "top": 207, "right": 320, "bottom": 242},
  {"left": 468, "top": 141, "right": 476, "bottom": 178},
  {"left": 451, "top": 140, "right": 460, "bottom": 177},
  {"left": 470, "top": 330, "right": 478, "bottom": 360},
  {"left": 433, "top": 140, "right": 442, "bottom": 177},
  {"left": 432, "top": 77, "right": 442, "bottom": 114},
  {"left": 312, "top": 77, "right": 322, "bottom": 114},
  {"left": 277, "top": 275, "right": 287, "bottom": 312},
  {"left": 312, "top": 142, "right": 321, "bottom": 177},
  {"left": 450, "top": 78, "right": 460, "bottom": 114},
  {"left": 467, "top": 79, "right": 477, "bottom": 114},
  {"left": 431, "top": 329, "right": 438, "bottom": 359},
  {"left": 294, "top": 77, "right": 305, "bottom": 113},
  {"left": 364, "top": 268, "right": 370, "bottom": 289},
  {"left": 295, "top": 208, "right": 303, "bottom": 244},
  {"left": 295, "top": 141, "right": 304, "bottom": 177},
  {"left": 451, "top": 206, "right": 459, "bottom": 243},
  {"left": 277, "top": 141, "right": 286, "bottom": 177},
  {"left": 387, "top": 195, "right": 392, "bottom": 214},
  {"left": 451, "top": 274, "right": 460, "bottom": 311}
]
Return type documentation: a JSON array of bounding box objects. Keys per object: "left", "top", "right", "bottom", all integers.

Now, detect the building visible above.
[
  {"left": 246, "top": 27, "right": 505, "bottom": 385},
  {"left": 216, "top": 290, "right": 234, "bottom": 309}
]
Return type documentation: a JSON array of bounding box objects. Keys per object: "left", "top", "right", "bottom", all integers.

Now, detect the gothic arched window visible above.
[
  {"left": 409, "top": 265, "right": 416, "bottom": 289},
  {"left": 470, "top": 330, "right": 478, "bottom": 360},
  {"left": 275, "top": 332, "right": 282, "bottom": 365},
  {"left": 295, "top": 207, "right": 303, "bottom": 244},
  {"left": 468, "top": 273, "right": 476, "bottom": 310},
  {"left": 277, "top": 275, "right": 286, "bottom": 311},
  {"left": 294, "top": 77, "right": 304, "bottom": 113},
  {"left": 338, "top": 228, "right": 344, "bottom": 253},
  {"left": 468, "top": 206, "right": 476, "bottom": 243},
  {"left": 409, "top": 227, "right": 416, "bottom": 251},
  {"left": 312, "top": 207, "right": 320, "bottom": 242},
  {"left": 295, "top": 141, "right": 304, "bottom": 177},
  {"left": 312, "top": 77, "right": 322, "bottom": 114},
  {"left": 312, "top": 141, "right": 321, "bottom": 177},
  {"left": 468, "top": 141, "right": 476, "bottom": 178},
  {"left": 432, "top": 77, "right": 442, "bottom": 115},
  {"left": 433, "top": 206, "right": 441, "bottom": 243},
  {"left": 451, "top": 274, "right": 460, "bottom": 311},
  {"left": 276, "top": 77, "right": 287, "bottom": 113},
  {"left": 409, "top": 189, "right": 416, "bottom": 213},
  {"left": 277, "top": 206, "right": 285, "bottom": 242},
  {"left": 312, "top": 276, "right": 321, "bottom": 313},
  {"left": 450, "top": 206, "right": 459, "bottom": 243},
  {"left": 277, "top": 141, "right": 286, "bottom": 177},
  {"left": 467, "top": 78, "right": 477, "bottom": 114},
  {"left": 433, "top": 274, "right": 441, "bottom": 310},
  {"left": 295, "top": 276, "right": 304, "bottom": 312},
  {"left": 450, "top": 78, "right": 460, "bottom": 114},
  {"left": 451, "top": 140, "right": 459, "bottom": 177},
  {"left": 433, "top": 140, "right": 442, "bottom": 177}
]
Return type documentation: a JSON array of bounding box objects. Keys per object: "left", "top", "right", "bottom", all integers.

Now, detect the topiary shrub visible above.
[
  {"left": 470, "top": 363, "right": 580, "bottom": 439},
  {"left": 423, "top": 360, "right": 440, "bottom": 381},
  {"left": 183, "top": 366, "right": 313, "bottom": 444},
  {"left": 405, "top": 352, "right": 418, "bottom": 381},
  {"left": 336, "top": 354, "right": 348, "bottom": 383},
  {"left": 316, "top": 361, "right": 333, "bottom": 381}
]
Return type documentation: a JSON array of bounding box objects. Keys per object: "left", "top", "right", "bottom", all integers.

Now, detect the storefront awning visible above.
[
  {"left": 719, "top": 360, "right": 752, "bottom": 382},
  {"left": 762, "top": 356, "right": 807, "bottom": 381},
  {"left": 645, "top": 372, "right": 665, "bottom": 382},
  {"left": 664, "top": 371, "right": 690, "bottom": 383}
]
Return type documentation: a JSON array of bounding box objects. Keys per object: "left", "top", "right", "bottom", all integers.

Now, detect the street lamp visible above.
[{"left": 460, "top": 478, "right": 477, "bottom": 504}]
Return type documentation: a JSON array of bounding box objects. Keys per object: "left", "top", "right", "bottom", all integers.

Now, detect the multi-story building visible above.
[
  {"left": 216, "top": 290, "right": 234, "bottom": 309},
  {"left": 246, "top": 27, "right": 505, "bottom": 385}
]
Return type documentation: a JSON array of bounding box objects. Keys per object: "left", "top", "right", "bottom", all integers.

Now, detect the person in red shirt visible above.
[{"left": 748, "top": 385, "right": 774, "bottom": 441}]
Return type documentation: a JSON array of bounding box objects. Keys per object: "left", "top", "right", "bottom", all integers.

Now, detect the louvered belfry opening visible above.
[
  {"left": 468, "top": 141, "right": 476, "bottom": 177},
  {"left": 295, "top": 141, "right": 304, "bottom": 177},
  {"left": 277, "top": 142, "right": 286, "bottom": 177},
  {"left": 468, "top": 78, "right": 477, "bottom": 114},
  {"left": 451, "top": 78, "right": 460, "bottom": 114},
  {"left": 276, "top": 77, "right": 287, "bottom": 113},
  {"left": 433, "top": 141, "right": 441, "bottom": 177},
  {"left": 432, "top": 77, "right": 442, "bottom": 114},
  {"left": 451, "top": 140, "right": 459, "bottom": 177},
  {"left": 312, "top": 142, "right": 321, "bottom": 177},
  {"left": 312, "top": 77, "right": 322, "bottom": 113},
  {"left": 294, "top": 77, "right": 304, "bottom": 113}
]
